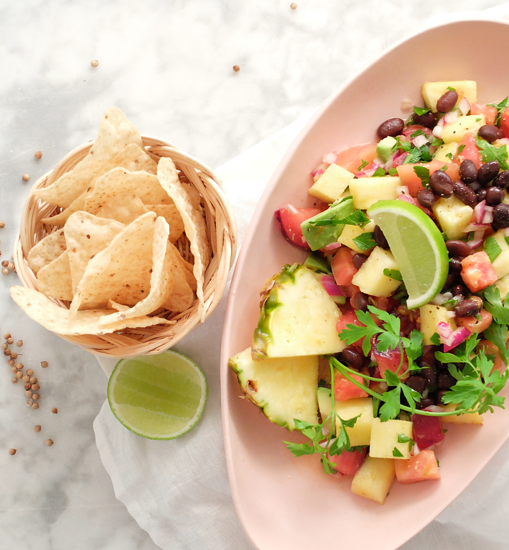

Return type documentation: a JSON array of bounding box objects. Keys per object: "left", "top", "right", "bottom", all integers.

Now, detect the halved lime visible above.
[
  {"left": 367, "top": 200, "right": 449, "bottom": 309},
  {"left": 107, "top": 350, "right": 208, "bottom": 440}
]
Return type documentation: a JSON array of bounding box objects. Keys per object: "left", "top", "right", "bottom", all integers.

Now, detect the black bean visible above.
[
  {"left": 436, "top": 90, "right": 458, "bottom": 113},
  {"left": 341, "top": 347, "right": 364, "bottom": 370},
  {"left": 478, "top": 161, "right": 500, "bottom": 185},
  {"left": 441, "top": 272, "right": 458, "bottom": 291},
  {"left": 452, "top": 284, "right": 467, "bottom": 297},
  {"left": 416, "top": 188, "right": 437, "bottom": 209},
  {"left": 352, "top": 253, "right": 367, "bottom": 269},
  {"left": 478, "top": 124, "right": 504, "bottom": 142},
  {"left": 459, "top": 159, "right": 478, "bottom": 184},
  {"left": 422, "top": 346, "right": 437, "bottom": 366},
  {"left": 449, "top": 257, "right": 463, "bottom": 273},
  {"left": 374, "top": 225, "right": 389, "bottom": 249},
  {"left": 445, "top": 240, "right": 470, "bottom": 257},
  {"left": 468, "top": 181, "right": 482, "bottom": 192},
  {"left": 377, "top": 118, "right": 404, "bottom": 139},
  {"left": 420, "top": 365, "right": 437, "bottom": 387},
  {"left": 353, "top": 292, "right": 369, "bottom": 312},
  {"left": 477, "top": 188, "right": 487, "bottom": 202},
  {"left": 493, "top": 203, "right": 509, "bottom": 228},
  {"left": 454, "top": 298, "right": 482, "bottom": 317},
  {"left": 494, "top": 171, "right": 509, "bottom": 190},
  {"left": 406, "top": 376, "right": 426, "bottom": 394},
  {"left": 452, "top": 181, "right": 477, "bottom": 207},
  {"left": 429, "top": 170, "right": 453, "bottom": 197},
  {"left": 438, "top": 371, "right": 456, "bottom": 390},
  {"left": 436, "top": 390, "right": 448, "bottom": 405},
  {"left": 417, "top": 397, "right": 436, "bottom": 410},
  {"left": 412, "top": 111, "right": 436, "bottom": 129},
  {"left": 486, "top": 186, "right": 505, "bottom": 206}
]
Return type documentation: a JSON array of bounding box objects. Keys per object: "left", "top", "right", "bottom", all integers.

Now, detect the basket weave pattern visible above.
[{"left": 14, "top": 137, "right": 237, "bottom": 357}]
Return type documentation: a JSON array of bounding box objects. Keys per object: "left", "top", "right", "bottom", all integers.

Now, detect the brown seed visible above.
[
  {"left": 26, "top": 369, "right": 34, "bottom": 376},
  {"left": 10, "top": 353, "right": 17, "bottom": 360},
  {"left": 10, "top": 367, "right": 17, "bottom": 374},
  {"left": 7, "top": 359, "right": 14, "bottom": 366},
  {"left": 15, "top": 340, "right": 22, "bottom": 347},
  {"left": 233, "top": 65, "right": 240, "bottom": 72},
  {"left": 15, "top": 363, "right": 23, "bottom": 370},
  {"left": 1, "top": 343, "right": 7, "bottom": 350},
  {"left": 15, "top": 371, "right": 22, "bottom": 379},
  {"left": 32, "top": 393, "right": 40, "bottom": 401},
  {"left": 30, "top": 376, "right": 38, "bottom": 384},
  {"left": 9, "top": 449, "right": 16, "bottom": 456},
  {"left": 32, "top": 403, "right": 39, "bottom": 410},
  {"left": 25, "top": 390, "right": 32, "bottom": 398},
  {"left": 7, "top": 263, "right": 14, "bottom": 271},
  {"left": 26, "top": 398, "right": 33, "bottom": 406},
  {"left": 91, "top": 59, "right": 99, "bottom": 67},
  {"left": 290, "top": 2, "right": 297, "bottom": 8},
  {"left": 0, "top": 222, "right": 4, "bottom": 229},
  {"left": 4, "top": 333, "right": 11, "bottom": 339},
  {"left": 34, "top": 425, "right": 41, "bottom": 432},
  {"left": 7, "top": 338, "right": 13, "bottom": 345},
  {"left": 22, "top": 174, "right": 29, "bottom": 182},
  {"left": 11, "top": 377, "right": 17, "bottom": 384},
  {"left": 34, "top": 151, "right": 42, "bottom": 160},
  {"left": 1, "top": 261, "right": 7, "bottom": 268},
  {"left": 3, "top": 350, "right": 10, "bottom": 356},
  {"left": 41, "top": 361, "right": 48, "bottom": 369},
  {"left": 24, "top": 383, "right": 31, "bottom": 390},
  {"left": 46, "top": 439, "right": 54, "bottom": 447},
  {"left": 2, "top": 268, "right": 9, "bottom": 276},
  {"left": 22, "top": 375, "right": 30, "bottom": 383},
  {"left": 51, "top": 407, "right": 58, "bottom": 414},
  {"left": 31, "top": 383, "right": 40, "bottom": 391}
]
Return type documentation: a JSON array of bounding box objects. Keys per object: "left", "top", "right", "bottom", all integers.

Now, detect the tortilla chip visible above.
[
  {"left": 64, "top": 212, "right": 125, "bottom": 292},
  {"left": 176, "top": 254, "right": 197, "bottom": 291},
  {"left": 145, "top": 204, "right": 184, "bottom": 243},
  {"left": 182, "top": 183, "right": 202, "bottom": 209},
  {"left": 111, "top": 143, "right": 157, "bottom": 174},
  {"left": 27, "top": 229, "right": 67, "bottom": 274},
  {"left": 98, "top": 217, "right": 178, "bottom": 325},
  {"left": 163, "top": 244, "right": 194, "bottom": 313},
  {"left": 69, "top": 212, "right": 158, "bottom": 315},
  {"left": 108, "top": 300, "right": 129, "bottom": 312},
  {"left": 33, "top": 107, "right": 142, "bottom": 208},
  {"left": 157, "top": 158, "right": 211, "bottom": 321},
  {"left": 96, "top": 193, "right": 149, "bottom": 225},
  {"left": 10, "top": 286, "right": 171, "bottom": 336},
  {"left": 42, "top": 191, "right": 87, "bottom": 226},
  {"left": 36, "top": 251, "right": 73, "bottom": 301},
  {"left": 84, "top": 168, "right": 173, "bottom": 215}
]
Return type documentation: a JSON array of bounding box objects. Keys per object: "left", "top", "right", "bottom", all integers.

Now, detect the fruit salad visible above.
[{"left": 228, "top": 80, "right": 509, "bottom": 505}]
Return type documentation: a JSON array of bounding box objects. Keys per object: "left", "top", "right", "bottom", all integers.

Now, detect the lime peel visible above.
[
  {"left": 367, "top": 200, "right": 449, "bottom": 309},
  {"left": 108, "top": 350, "right": 208, "bottom": 440}
]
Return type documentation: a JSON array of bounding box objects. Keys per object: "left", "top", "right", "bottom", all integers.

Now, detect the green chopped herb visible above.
[
  {"left": 397, "top": 433, "right": 415, "bottom": 449},
  {"left": 458, "top": 144, "right": 466, "bottom": 155},
  {"left": 446, "top": 86, "right": 457, "bottom": 92},
  {"left": 505, "top": 236, "right": 509, "bottom": 247},
  {"left": 392, "top": 447, "right": 404, "bottom": 458},
  {"left": 392, "top": 137, "right": 412, "bottom": 153},
  {"left": 358, "top": 159, "right": 369, "bottom": 171},
  {"left": 487, "top": 97, "right": 508, "bottom": 125},
  {"left": 410, "top": 129, "right": 427, "bottom": 139},
  {"left": 413, "top": 166, "right": 430, "bottom": 187},
  {"left": 352, "top": 232, "right": 377, "bottom": 251},
  {"left": 388, "top": 168, "right": 398, "bottom": 176},
  {"left": 430, "top": 332, "right": 441, "bottom": 346},
  {"left": 476, "top": 138, "right": 508, "bottom": 170},
  {"left": 485, "top": 237, "right": 503, "bottom": 263},
  {"left": 372, "top": 167, "right": 387, "bottom": 177},
  {"left": 383, "top": 268, "right": 403, "bottom": 281},
  {"left": 445, "top": 152, "right": 454, "bottom": 161},
  {"left": 431, "top": 137, "right": 444, "bottom": 147},
  {"left": 414, "top": 106, "right": 431, "bottom": 116}
]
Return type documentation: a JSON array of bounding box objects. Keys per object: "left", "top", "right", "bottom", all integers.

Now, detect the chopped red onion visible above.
[
  {"left": 431, "top": 292, "right": 453, "bottom": 306},
  {"left": 287, "top": 204, "right": 299, "bottom": 215},
  {"left": 474, "top": 200, "right": 486, "bottom": 224},
  {"left": 324, "top": 242, "right": 342, "bottom": 251},
  {"left": 482, "top": 210, "right": 494, "bottom": 224},
  {"left": 458, "top": 96, "right": 471, "bottom": 116},
  {"left": 412, "top": 134, "right": 429, "bottom": 148},
  {"left": 444, "top": 109, "right": 460, "bottom": 124},
  {"left": 397, "top": 193, "right": 415, "bottom": 205},
  {"left": 322, "top": 152, "right": 338, "bottom": 164},
  {"left": 321, "top": 275, "right": 345, "bottom": 297},
  {"left": 463, "top": 223, "right": 488, "bottom": 233},
  {"left": 467, "top": 238, "right": 484, "bottom": 249},
  {"left": 443, "top": 327, "right": 471, "bottom": 352}
]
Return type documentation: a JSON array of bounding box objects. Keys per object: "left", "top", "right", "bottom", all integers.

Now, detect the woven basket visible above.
[{"left": 13, "top": 137, "right": 237, "bottom": 358}]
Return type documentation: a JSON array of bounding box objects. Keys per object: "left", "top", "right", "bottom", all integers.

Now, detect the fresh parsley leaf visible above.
[
  {"left": 476, "top": 118, "right": 481, "bottom": 122},
  {"left": 393, "top": 447, "right": 404, "bottom": 458},
  {"left": 379, "top": 386, "right": 401, "bottom": 422},
  {"left": 458, "top": 144, "right": 465, "bottom": 155},
  {"left": 505, "top": 236, "right": 509, "bottom": 247},
  {"left": 403, "top": 144, "right": 433, "bottom": 164},
  {"left": 397, "top": 433, "right": 415, "bottom": 449},
  {"left": 487, "top": 97, "right": 508, "bottom": 125},
  {"left": 440, "top": 165, "right": 448, "bottom": 171},
  {"left": 431, "top": 137, "right": 444, "bottom": 147},
  {"left": 430, "top": 332, "right": 441, "bottom": 346},
  {"left": 383, "top": 268, "right": 403, "bottom": 281},
  {"left": 485, "top": 236, "right": 503, "bottom": 263},
  {"left": 401, "top": 383, "right": 421, "bottom": 413},
  {"left": 445, "top": 152, "right": 454, "bottom": 161},
  {"left": 476, "top": 138, "right": 509, "bottom": 170},
  {"left": 484, "top": 285, "right": 509, "bottom": 324},
  {"left": 410, "top": 129, "right": 427, "bottom": 139},
  {"left": 446, "top": 86, "right": 457, "bottom": 92},
  {"left": 372, "top": 167, "right": 386, "bottom": 177},
  {"left": 414, "top": 106, "right": 430, "bottom": 116},
  {"left": 352, "top": 232, "right": 376, "bottom": 251},
  {"left": 484, "top": 321, "right": 509, "bottom": 365},
  {"left": 358, "top": 159, "right": 369, "bottom": 171},
  {"left": 341, "top": 209, "right": 370, "bottom": 228},
  {"left": 388, "top": 168, "right": 398, "bottom": 176},
  {"left": 392, "top": 137, "right": 412, "bottom": 153},
  {"left": 413, "top": 166, "right": 430, "bottom": 187}
]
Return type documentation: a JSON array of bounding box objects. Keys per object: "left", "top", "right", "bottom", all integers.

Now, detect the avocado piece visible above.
[
  {"left": 301, "top": 197, "right": 355, "bottom": 251},
  {"left": 304, "top": 252, "right": 331, "bottom": 274},
  {"left": 376, "top": 136, "right": 397, "bottom": 163}
]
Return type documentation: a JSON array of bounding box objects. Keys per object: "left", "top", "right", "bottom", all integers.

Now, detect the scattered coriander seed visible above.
[
  {"left": 10, "top": 367, "right": 16, "bottom": 374},
  {"left": 4, "top": 333, "right": 11, "bottom": 339},
  {"left": 24, "top": 383, "right": 31, "bottom": 390},
  {"left": 16, "top": 340, "right": 22, "bottom": 347},
  {"left": 233, "top": 65, "right": 240, "bottom": 72},
  {"left": 15, "top": 371, "right": 22, "bottom": 379},
  {"left": 25, "top": 391, "right": 32, "bottom": 398},
  {"left": 10, "top": 353, "right": 17, "bottom": 360},
  {"left": 0, "top": 222, "right": 5, "bottom": 229},
  {"left": 40, "top": 361, "right": 48, "bottom": 369},
  {"left": 2, "top": 268, "right": 9, "bottom": 276},
  {"left": 6, "top": 338, "right": 13, "bottom": 345},
  {"left": 290, "top": 2, "right": 297, "bottom": 9},
  {"left": 26, "top": 369, "right": 34, "bottom": 376},
  {"left": 32, "top": 393, "right": 40, "bottom": 401},
  {"left": 11, "top": 377, "right": 17, "bottom": 384},
  {"left": 29, "top": 376, "right": 37, "bottom": 384},
  {"left": 32, "top": 384, "right": 40, "bottom": 391},
  {"left": 34, "top": 151, "right": 42, "bottom": 160},
  {"left": 1, "top": 261, "right": 7, "bottom": 268},
  {"left": 15, "top": 363, "right": 23, "bottom": 370},
  {"left": 9, "top": 449, "right": 16, "bottom": 455},
  {"left": 1, "top": 343, "right": 7, "bottom": 350},
  {"left": 26, "top": 398, "right": 33, "bottom": 406},
  {"left": 3, "top": 350, "right": 11, "bottom": 356},
  {"left": 7, "top": 359, "right": 14, "bottom": 366},
  {"left": 46, "top": 439, "right": 53, "bottom": 447},
  {"left": 32, "top": 403, "right": 39, "bottom": 410},
  {"left": 22, "top": 174, "right": 29, "bottom": 182},
  {"left": 7, "top": 263, "right": 14, "bottom": 271},
  {"left": 91, "top": 59, "right": 99, "bottom": 67},
  {"left": 22, "top": 375, "right": 30, "bottom": 383},
  {"left": 34, "top": 425, "right": 41, "bottom": 432},
  {"left": 51, "top": 407, "right": 58, "bottom": 414}
]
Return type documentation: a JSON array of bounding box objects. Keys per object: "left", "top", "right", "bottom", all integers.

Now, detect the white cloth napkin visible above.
[{"left": 93, "top": 5, "right": 509, "bottom": 548}]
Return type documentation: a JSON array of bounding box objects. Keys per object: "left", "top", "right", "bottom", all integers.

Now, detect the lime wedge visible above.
[
  {"left": 367, "top": 200, "right": 448, "bottom": 309},
  {"left": 107, "top": 350, "right": 208, "bottom": 440}
]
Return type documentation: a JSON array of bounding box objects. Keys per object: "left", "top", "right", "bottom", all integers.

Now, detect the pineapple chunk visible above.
[
  {"left": 421, "top": 80, "right": 477, "bottom": 113},
  {"left": 419, "top": 304, "right": 457, "bottom": 345},
  {"left": 349, "top": 176, "right": 400, "bottom": 210},
  {"left": 442, "top": 115, "right": 486, "bottom": 144},
  {"left": 369, "top": 418, "right": 413, "bottom": 459},
  {"left": 434, "top": 142, "right": 458, "bottom": 163},
  {"left": 351, "top": 456, "right": 395, "bottom": 505},
  {"left": 252, "top": 265, "right": 345, "bottom": 359},
  {"left": 308, "top": 163, "right": 354, "bottom": 204},
  {"left": 440, "top": 404, "right": 483, "bottom": 425},
  {"left": 228, "top": 348, "right": 319, "bottom": 430},
  {"left": 335, "top": 397, "right": 373, "bottom": 446},
  {"left": 352, "top": 247, "right": 401, "bottom": 297},
  {"left": 495, "top": 273, "right": 509, "bottom": 301},
  {"left": 337, "top": 220, "right": 375, "bottom": 254},
  {"left": 317, "top": 387, "right": 334, "bottom": 435},
  {"left": 432, "top": 195, "right": 474, "bottom": 240}
]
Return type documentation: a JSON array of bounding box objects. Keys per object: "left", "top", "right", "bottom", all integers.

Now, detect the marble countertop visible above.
[{"left": 1, "top": 1, "right": 507, "bottom": 549}]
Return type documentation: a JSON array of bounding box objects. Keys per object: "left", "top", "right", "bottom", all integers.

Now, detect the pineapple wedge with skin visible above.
[
  {"left": 432, "top": 195, "right": 473, "bottom": 240},
  {"left": 228, "top": 348, "right": 319, "bottom": 431},
  {"left": 252, "top": 264, "right": 345, "bottom": 359},
  {"left": 308, "top": 163, "right": 354, "bottom": 204},
  {"left": 351, "top": 456, "right": 395, "bottom": 505},
  {"left": 421, "top": 80, "right": 477, "bottom": 113}
]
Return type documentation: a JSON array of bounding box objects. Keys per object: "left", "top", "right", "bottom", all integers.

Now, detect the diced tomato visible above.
[
  {"left": 455, "top": 132, "right": 481, "bottom": 169},
  {"left": 456, "top": 309, "right": 493, "bottom": 334},
  {"left": 334, "top": 372, "right": 368, "bottom": 401},
  {"left": 394, "top": 450, "right": 441, "bottom": 484},
  {"left": 341, "top": 284, "right": 360, "bottom": 298},
  {"left": 372, "top": 296, "right": 397, "bottom": 313},
  {"left": 329, "top": 447, "right": 367, "bottom": 476},
  {"left": 396, "top": 161, "right": 459, "bottom": 196},
  {"left": 331, "top": 247, "right": 358, "bottom": 285},
  {"left": 402, "top": 125, "right": 433, "bottom": 139},
  {"left": 478, "top": 340, "right": 506, "bottom": 373},
  {"left": 372, "top": 343, "right": 408, "bottom": 379},
  {"left": 335, "top": 143, "right": 378, "bottom": 174},
  {"left": 471, "top": 103, "right": 498, "bottom": 126},
  {"left": 460, "top": 251, "right": 498, "bottom": 293},
  {"left": 411, "top": 414, "right": 444, "bottom": 450},
  {"left": 274, "top": 206, "right": 321, "bottom": 249},
  {"left": 501, "top": 108, "right": 509, "bottom": 139}
]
